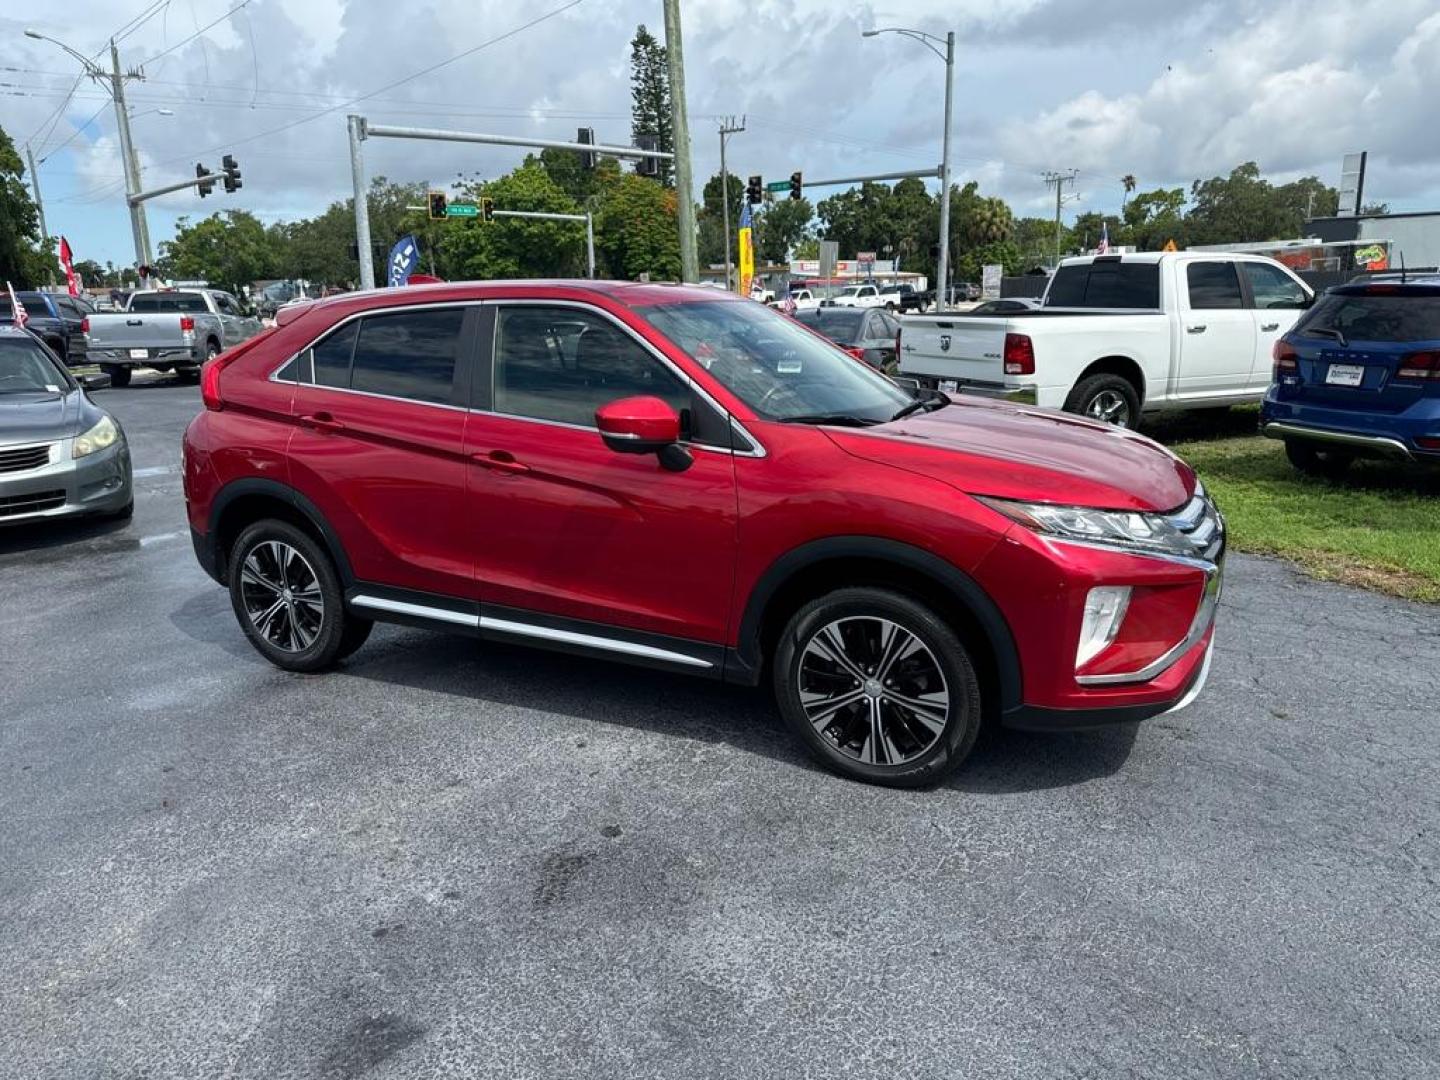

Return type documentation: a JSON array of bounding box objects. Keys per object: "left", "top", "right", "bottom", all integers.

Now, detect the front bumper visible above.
[{"left": 0, "top": 438, "right": 132, "bottom": 526}]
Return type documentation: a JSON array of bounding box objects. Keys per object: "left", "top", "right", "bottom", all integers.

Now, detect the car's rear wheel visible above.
[
  {"left": 773, "top": 588, "right": 982, "bottom": 788},
  {"left": 1284, "top": 438, "right": 1354, "bottom": 479},
  {"left": 227, "top": 519, "right": 350, "bottom": 672},
  {"left": 1066, "top": 373, "right": 1139, "bottom": 429},
  {"left": 102, "top": 364, "right": 131, "bottom": 388}
]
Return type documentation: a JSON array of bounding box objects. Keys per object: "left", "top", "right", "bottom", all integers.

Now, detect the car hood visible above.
[
  {"left": 827, "top": 396, "right": 1195, "bottom": 512},
  {"left": 0, "top": 389, "right": 86, "bottom": 445}
]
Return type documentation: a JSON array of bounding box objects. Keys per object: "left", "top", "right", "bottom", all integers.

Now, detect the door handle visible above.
[
  {"left": 1260, "top": 322, "right": 1279, "bottom": 332},
  {"left": 299, "top": 412, "right": 345, "bottom": 434},
  {"left": 471, "top": 450, "right": 530, "bottom": 475},
  {"left": 1186, "top": 325, "right": 1207, "bottom": 334}
]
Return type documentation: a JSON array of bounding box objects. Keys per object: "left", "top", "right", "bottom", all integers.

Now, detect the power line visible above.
[
  {"left": 39, "top": 101, "right": 109, "bottom": 162},
  {"left": 139, "top": 0, "right": 252, "bottom": 67}
]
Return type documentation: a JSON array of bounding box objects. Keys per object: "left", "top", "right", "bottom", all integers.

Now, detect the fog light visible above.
[{"left": 1077, "top": 586, "right": 1131, "bottom": 669}]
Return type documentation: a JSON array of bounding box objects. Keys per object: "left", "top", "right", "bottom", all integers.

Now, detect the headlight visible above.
[
  {"left": 977, "top": 495, "right": 1197, "bottom": 558},
  {"left": 73, "top": 415, "right": 120, "bottom": 458}
]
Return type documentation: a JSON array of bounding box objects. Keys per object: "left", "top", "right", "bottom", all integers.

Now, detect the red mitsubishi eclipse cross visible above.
[{"left": 183, "top": 282, "right": 1223, "bottom": 787}]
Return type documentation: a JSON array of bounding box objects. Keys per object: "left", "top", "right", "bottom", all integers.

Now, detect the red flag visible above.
[
  {"left": 5, "top": 282, "right": 29, "bottom": 329},
  {"left": 59, "top": 237, "right": 79, "bottom": 297}
]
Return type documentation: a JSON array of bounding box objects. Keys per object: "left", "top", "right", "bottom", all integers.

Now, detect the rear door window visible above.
[
  {"left": 1241, "top": 262, "right": 1309, "bottom": 309},
  {"left": 1046, "top": 263, "right": 1160, "bottom": 308},
  {"left": 1186, "top": 262, "right": 1245, "bottom": 309},
  {"left": 348, "top": 308, "right": 464, "bottom": 404}
]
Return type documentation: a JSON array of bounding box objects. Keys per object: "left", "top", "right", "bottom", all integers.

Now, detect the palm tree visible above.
[{"left": 1121, "top": 174, "right": 1138, "bottom": 208}]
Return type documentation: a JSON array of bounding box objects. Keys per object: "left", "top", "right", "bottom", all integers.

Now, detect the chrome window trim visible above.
[{"left": 483, "top": 297, "right": 767, "bottom": 458}]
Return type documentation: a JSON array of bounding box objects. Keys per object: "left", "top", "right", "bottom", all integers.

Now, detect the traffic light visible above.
[
  {"left": 747, "top": 175, "right": 762, "bottom": 205},
  {"left": 576, "top": 127, "right": 597, "bottom": 169},
  {"left": 481, "top": 197, "right": 494, "bottom": 222},
  {"left": 428, "top": 191, "right": 448, "bottom": 220},
  {"left": 222, "top": 154, "right": 242, "bottom": 193},
  {"left": 195, "top": 163, "right": 214, "bottom": 197},
  {"left": 635, "top": 134, "right": 658, "bottom": 178},
  {"left": 789, "top": 171, "right": 803, "bottom": 201}
]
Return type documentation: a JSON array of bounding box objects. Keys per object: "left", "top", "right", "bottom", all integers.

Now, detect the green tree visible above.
[
  {"left": 629, "top": 25, "right": 674, "bottom": 186},
  {"left": 1068, "top": 212, "right": 1125, "bottom": 255},
  {"left": 697, "top": 170, "right": 743, "bottom": 269},
  {"left": 0, "top": 123, "right": 58, "bottom": 287},
  {"left": 532, "top": 148, "right": 620, "bottom": 205},
  {"left": 445, "top": 162, "right": 585, "bottom": 279},
  {"left": 1122, "top": 187, "right": 1187, "bottom": 250},
  {"left": 72, "top": 258, "right": 107, "bottom": 288},
  {"left": 1013, "top": 216, "right": 1068, "bottom": 269},
  {"left": 595, "top": 171, "right": 680, "bottom": 280},
  {"left": 754, "top": 196, "right": 813, "bottom": 264},
  {"left": 159, "top": 210, "right": 281, "bottom": 294},
  {"left": 1186, "top": 162, "right": 1335, "bottom": 245}
]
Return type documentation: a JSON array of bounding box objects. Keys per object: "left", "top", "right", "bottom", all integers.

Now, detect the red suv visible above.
[{"left": 183, "top": 282, "right": 1223, "bottom": 787}]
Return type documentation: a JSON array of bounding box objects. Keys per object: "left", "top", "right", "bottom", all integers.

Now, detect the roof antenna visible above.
[{"left": 1399, "top": 249, "right": 1407, "bottom": 284}]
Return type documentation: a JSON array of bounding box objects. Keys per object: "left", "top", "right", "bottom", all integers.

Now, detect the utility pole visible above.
[
  {"left": 935, "top": 31, "right": 955, "bottom": 310},
  {"left": 109, "top": 40, "right": 151, "bottom": 266},
  {"left": 24, "top": 142, "right": 53, "bottom": 286},
  {"left": 1043, "top": 169, "right": 1078, "bottom": 267},
  {"left": 348, "top": 115, "right": 376, "bottom": 290},
  {"left": 718, "top": 116, "right": 745, "bottom": 290},
  {"left": 662, "top": 0, "right": 698, "bottom": 282}
]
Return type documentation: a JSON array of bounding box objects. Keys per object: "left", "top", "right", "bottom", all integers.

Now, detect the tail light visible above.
[
  {"left": 844, "top": 346, "right": 867, "bottom": 361},
  {"left": 1396, "top": 351, "right": 1439, "bottom": 380},
  {"left": 1003, "top": 332, "right": 1035, "bottom": 375},
  {"left": 180, "top": 315, "right": 196, "bottom": 333},
  {"left": 81, "top": 316, "right": 90, "bottom": 335},
  {"left": 1417, "top": 436, "right": 1440, "bottom": 450},
  {"left": 1273, "top": 339, "right": 1299, "bottom": 378}
]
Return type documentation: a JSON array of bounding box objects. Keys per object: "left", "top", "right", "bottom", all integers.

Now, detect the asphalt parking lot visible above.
[{"left": 2, "top": 376, "right": 1437, "bottom": 1079}]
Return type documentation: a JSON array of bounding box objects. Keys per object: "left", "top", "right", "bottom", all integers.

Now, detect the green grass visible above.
[{"left": 1144, "top": 408, "right": 1440, "bottom": 602}]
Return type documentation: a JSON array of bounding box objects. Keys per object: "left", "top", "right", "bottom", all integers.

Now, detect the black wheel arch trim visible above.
[
  {"left": 204, "top": 477, "right": 356, "bottom": 587},
  {"left": 729, "top": 535, "right": 1022, "bottom": 713}
]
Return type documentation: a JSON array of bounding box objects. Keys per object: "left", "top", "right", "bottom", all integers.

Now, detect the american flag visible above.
[
  {"left": 5, "top": 281, "right": 28, "bottom": 329},
  {"left": 1096, "top": 222, "right": 1110, "bottom": 255},
  {"left": 780, "top": 287, "right": 796, "bottom": 315}
]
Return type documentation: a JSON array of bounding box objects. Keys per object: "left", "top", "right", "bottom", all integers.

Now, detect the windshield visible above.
[
  {"left": 794, "top": 308, "right": 864, "bottom": 342},
  {"left": 0, "top": 337, "right": 69, "bottom": 394},
  {"left": 642, "top": 300, "right": 912, "bottom": 423},
  {"left": 128, "top": 292, "right": 209, "bottom": 313},
  {"left": 1299, "top": 293, "right": 1440, "bottom": 343}
]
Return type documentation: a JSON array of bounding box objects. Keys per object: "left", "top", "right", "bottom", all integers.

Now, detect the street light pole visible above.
[
  {"left": 718, "top": 116, "right": 745, "bottom": 290},
  {"left": 863, "top": 26, "right": 955, "bottom": 310},
  {"left": 24, "top": 142, "right": 52, "bottom": 285},
  {"left": 347, "top": 114, "right": 376, "bottom": 290},
  {"left": 662, "top": 0, "right": 699, "bottom": 282}
]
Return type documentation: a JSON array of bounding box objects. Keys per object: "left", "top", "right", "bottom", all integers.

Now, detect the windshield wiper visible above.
[
  {"left": 1305, "top": 326, "right": 1348, "bottom": 347},
  {"left": 889, "top": 389, "right": 949, "bottom": 422},
  {"left": 777, "top": 413, "right": 879, "bottom": 427}
]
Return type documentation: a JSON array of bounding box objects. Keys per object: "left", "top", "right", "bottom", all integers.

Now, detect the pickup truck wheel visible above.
[
  {"left": 1066, "top": 374, "right": 1139, "bottom": 428},
  {"left": 1284, "top": 438, "right": 1353, "bottom": 479},
  {"left": 228, "top": 520, "right": 350, "bottom": 672},
  {"left": 102, "top": 364, "right": 132, "bottom": 389},
  {"left": 773, "top": 587, "right": 982, "bottom": 788}
]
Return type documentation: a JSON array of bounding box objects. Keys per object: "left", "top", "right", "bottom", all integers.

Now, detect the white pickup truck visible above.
[
  {"left": 85, "top": 287, "right": 262, "bottom": 388},
  {"left": 823, "top": 283, "right": 886, "bottom": 309},
  {"left": 897, "top": 252, "right": 1313, "bottom": 427}
]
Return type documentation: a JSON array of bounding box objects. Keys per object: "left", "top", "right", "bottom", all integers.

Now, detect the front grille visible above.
[
  {"left": 0, "top": 489, "right": 66, "bottom": 518},
  {"left": 1164, "top": 486, "right": 1225, "bottom": 563},
  {"left": 0, "top": 443, "right": 52, "bottom": 474}
]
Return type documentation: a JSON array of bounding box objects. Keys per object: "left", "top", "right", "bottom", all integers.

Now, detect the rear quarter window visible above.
[{"left": 1046, "top": 263, "right": 1160, "bottom": 308}]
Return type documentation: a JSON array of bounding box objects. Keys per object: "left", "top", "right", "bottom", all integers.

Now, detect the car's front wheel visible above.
[
  {"left": 1284, "top": 438, "right": 1354, "bottom": 479},
  {"left": 227, "top": 519, "right": 352, "bottom": 672},
  {"left": 773, "top": 588, "right": 983, "bottom": 788}
]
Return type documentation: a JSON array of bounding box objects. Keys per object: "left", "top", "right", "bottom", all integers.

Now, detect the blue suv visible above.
[{"left": 1262, "top": 280, "right": 1440, "bottom": 477}]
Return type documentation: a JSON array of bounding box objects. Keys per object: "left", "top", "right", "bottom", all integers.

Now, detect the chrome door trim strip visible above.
[
  {"left": 351, "top": 594, "right": 480, "bottom": 627},
  {"left": 480, "top": 615, "right": 715, "bottom": 669}
]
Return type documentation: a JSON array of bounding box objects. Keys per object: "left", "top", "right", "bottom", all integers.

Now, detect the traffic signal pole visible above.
[{"left": 348, "top": 116, "right": 672, "bottom": 289}]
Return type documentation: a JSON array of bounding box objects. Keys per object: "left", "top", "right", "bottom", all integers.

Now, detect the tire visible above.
[
  {"left": 773, "top": 587, "right": 983, "bottom": 788},
  {"left": 337, "top": 617, "right": 374, "bottom": 661},
  {"left": 1065, "top": 373, "right": 1140, "bottom": 428},
  {"left": 206, "top": 339, "right": 222, "bottom": 360},
  {"left": 1284, "top": 438, "right": 1354, "bottom": 479},
  {"left": 227, "top": 519, "right": 350, "bottom": 672},
  {"left": 103, "top": 364, "right": 132, "bottom": 388}
]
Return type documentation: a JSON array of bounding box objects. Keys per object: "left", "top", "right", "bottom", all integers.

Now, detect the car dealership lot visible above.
[{"left": 2, "top": 379, "right": 1437, "bottom": 1078}]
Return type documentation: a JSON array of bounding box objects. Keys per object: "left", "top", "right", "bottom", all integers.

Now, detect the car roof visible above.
[
  {"left": 296, "top": 279, "right": 740, "bottom": 316},
  {"left": 1057, "top": 251, "right": 1281, "bottom": 267},
  {"left": 1330, "top": 281, "right": 1440, "bottom": 297}
]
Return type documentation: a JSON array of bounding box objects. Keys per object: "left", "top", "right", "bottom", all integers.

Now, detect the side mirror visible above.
[
  {"left": 80, "top": 372, "right": 112, "bottom": 391},
  {"left": 595, "top": 395, "right": 682, "bottom": 455}
]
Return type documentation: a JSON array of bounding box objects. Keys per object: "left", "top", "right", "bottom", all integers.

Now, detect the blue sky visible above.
[{"left": 4, "top": 0, "right": 1439, "bottom": 269}]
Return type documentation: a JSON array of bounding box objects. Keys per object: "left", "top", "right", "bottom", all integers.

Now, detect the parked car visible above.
[
  {"left": 183, "top": 281, "right": 1223, "bottom": 788},
  {"left": 878, "top": 284, "right": 927, "bottom": 314},
  {"left": 0, "top": 289, "right": 93, "bottom": 366},
  {"left": 969, "top": 298, "right": 1043, "bottom": 315},
  {"left": 793, "top": 307, "right": 901, "bottom": 370},
  {"left": 0, "top": 325, "right": 131, "bottom": 525},
  {"left": 898, "top": 252, "right": 1314, "bottom": 427},
  {"left": 783, "top": 287, "right": 823, "bottom": 312},
  {"left": 823, "top": 283, "right": 885, "bottom": 309},
  {"left": 1261, "top": 278, "right": 1440, "bottom": 475},
  {"left": 85, "top": 287, "right": 263, "bottom": 387}
]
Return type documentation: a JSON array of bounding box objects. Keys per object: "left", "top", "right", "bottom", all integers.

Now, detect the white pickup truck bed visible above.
[{"left": 898, "top": 252, "right": 1313, "bottom": 427}]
